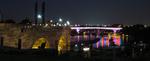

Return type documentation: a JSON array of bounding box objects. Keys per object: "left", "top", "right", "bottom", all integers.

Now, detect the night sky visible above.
[{"left": 0, "top": 0, "right": 150, "bottom": 24}]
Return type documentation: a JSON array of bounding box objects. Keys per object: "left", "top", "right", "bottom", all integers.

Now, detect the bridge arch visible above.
[
  {"left": 57, "top": 28, "right": 71, "bottom": 54},
  {"left": 32, "top": 37, "right": 50, "bottom": 49}
]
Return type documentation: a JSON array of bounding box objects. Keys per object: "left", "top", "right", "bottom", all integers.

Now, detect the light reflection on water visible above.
[{"left": 71, "top": 33, "right": 128, "bottom": 48}]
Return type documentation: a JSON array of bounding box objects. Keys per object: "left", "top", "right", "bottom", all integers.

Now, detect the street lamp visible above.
[
  {"left": 83, "top": 47, "right": 90, "bottom": 52},
  {"left": 66, "top": 21, "right": 70, "bottom": 25},
  {"left": 64, "top": 23, "right": 67, "bottom": 26},
  {"left": 50, "top": 20, "right": 53, "bottom": 22}
]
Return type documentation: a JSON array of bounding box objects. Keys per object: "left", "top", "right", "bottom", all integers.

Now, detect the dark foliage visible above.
[
  {"left": 0, "top": 19, "right": 16, "bottom": 23},
  {"left": 19, "top": 18, "right": 32, "bottom": 25}
]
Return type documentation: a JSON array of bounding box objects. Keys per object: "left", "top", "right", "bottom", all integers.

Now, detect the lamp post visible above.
[{"left": 66, "top": 21, "right": 70, "bottom": 25}]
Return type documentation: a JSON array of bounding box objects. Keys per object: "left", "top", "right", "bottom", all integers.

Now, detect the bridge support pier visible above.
[
  {"left": 0, "top": 37, "right": 3, "bottom": 48},
  {"left": 18, "top": 39, "right": 22, "bottom": 49}
]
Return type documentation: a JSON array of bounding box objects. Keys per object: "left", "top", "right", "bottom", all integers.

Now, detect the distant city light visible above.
[
  {"left": 32, "top": 24, "right": 35, "bottom": 26},
  {"left": 44, "top": 23, "right": 48, "bottom": 27},
  {"left": 39, "top": 24, "right": 42, "bottom": 26},
  {"left": 56, "top": 23, "right": 59, "bottom": 25},
  {"left": 37, "top": 14, "right": 42, "bottom": 19},
  {"left": 50, "top": 20, "right": 53, "bottom": 22},
  {"left": 59, "top": 24, "right": 61, "bottom": 26},
  {"left": 104, "top": 25, "right": 107, "bottom": 27},
  {"left": 78, "top": 24, "right": 80, "bottom": 26},
  {"left": 144, "top": 25, "right": 147, "bottom": 28},
  {"left": 64, "top": 23, "right": 67, "bottom": 26},
  {"left": 53, "top": 24, "right": 56, "bottom": 27},
  {"left": 75, "top": 24, "right": 78, "bottom": 27},
  {"left": 59, "top": 18, "right": 63, "bottom": 22}
]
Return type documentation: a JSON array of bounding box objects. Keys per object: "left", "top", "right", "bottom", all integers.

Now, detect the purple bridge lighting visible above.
[{"left": 71, "top": 27, "right": 122, "bottom": 33}]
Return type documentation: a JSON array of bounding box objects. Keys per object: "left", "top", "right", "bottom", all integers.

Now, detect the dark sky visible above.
[{"left": 0, "top": 0, "right": 150, "bottom": 24}]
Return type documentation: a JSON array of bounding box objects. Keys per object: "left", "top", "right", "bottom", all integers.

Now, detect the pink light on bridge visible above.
[
  {"left": 96, "top": 40, "right": 100, "bottom": 48},
  {"left": 101, "top": 37, "right": 104, "bottom": 48},
  {"left": 71, "top": 27, "right": 122, "bottom": 31},
  {"left": 76, "top": 28, "right": 80, "bottom": 33}
]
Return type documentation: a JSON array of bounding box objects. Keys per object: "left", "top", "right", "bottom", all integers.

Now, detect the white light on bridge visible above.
[
  {"left": 59, "top": 24, "right": 61, "bottom": 26},
  {"left": 39, "top": 24, "right": 42, "bottom": 26},
  {"left": 75, "top": 24, "right": 78, "bottom": 26},
  {"left": 53, "top": 24, "right": 56, "bottom": 27},
  {"left": 56, "top": 23, "right": 59, "bottom": 25},
  {"left": 75, "top": 44, "right": 78, "bottom": 47},
  {"left": 83, "top": 47, "right": 90, "bottom": 52}
]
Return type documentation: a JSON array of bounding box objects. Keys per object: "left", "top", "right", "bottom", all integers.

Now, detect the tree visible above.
[
  {"left": 0, "top": 19, "right": 16, "bottom": 23},
  {"left": 19, "top": 18, "right": 31, "bottom": 25}
]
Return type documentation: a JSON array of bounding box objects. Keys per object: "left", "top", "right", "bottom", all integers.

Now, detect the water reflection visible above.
[{"left": 71, "top": 32, "right": 128, "bottom": 48}]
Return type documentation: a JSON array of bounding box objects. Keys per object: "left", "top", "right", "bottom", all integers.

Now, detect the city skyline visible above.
[{"left": 0, "top": 0, "right": 150, "bottom": 25}]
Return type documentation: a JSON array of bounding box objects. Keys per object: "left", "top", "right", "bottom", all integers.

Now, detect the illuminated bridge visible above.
[
  {"left": 70, "top": 26, "right": 128, "bottom": 49},
  {"left": 71, "top": 27, "right": 122, "bottom": 32},
  {"left": 71, "top": 27, "right": 122, "bottom": 30}
]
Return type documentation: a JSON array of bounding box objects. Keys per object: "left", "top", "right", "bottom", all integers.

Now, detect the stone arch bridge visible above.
[{"left": 0, "top": 23, "right": 70, "bottom": 53}]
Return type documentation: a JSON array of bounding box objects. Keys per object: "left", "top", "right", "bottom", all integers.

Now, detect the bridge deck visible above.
[{"left": 71, "top": 27, "right": 122, "bottom": 30}]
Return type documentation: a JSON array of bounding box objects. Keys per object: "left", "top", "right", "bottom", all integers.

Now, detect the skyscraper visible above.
[
  {"left": 0, "top": 9, "right": 4, "bottom": 21},
  {"left": 34, "top": 0, "right": 45, "bottom": 24},
  {"left": 42, "top": 1, "right": 45, "bottom": 24},
  {"left": 34, "top": 0, "right": 38, "bottom": 24}
]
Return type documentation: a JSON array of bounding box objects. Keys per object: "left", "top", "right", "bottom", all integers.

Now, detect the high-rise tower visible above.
[
  {"left": 34, "top": 0, "right": 45, "bottom": 24},
  {"left": 42, "top": 1, "right": 45, "bottom": 24},
  {"left": 0, "top": 9, "right": 4, "bottom": 21},
  {"left": 34, "top": 1, "right": 38, "bottom": 24}
]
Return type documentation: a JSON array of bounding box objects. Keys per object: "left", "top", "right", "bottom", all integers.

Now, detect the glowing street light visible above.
[
  {"left": 59, "top": 18, "right": 63, "bottom": 22},
  {"left": 59, "top": 24, "right": 61, "bottom": 26},
  {"left": 75, "top": 44, "right": 78, "bottom": 47},
  {"left": 76, "top": 29, "right": 80, "bottom": 33},
  {"left": 66, "top": 21, "right": 70, "bottom": 25},
  {"left": 50, "top": 20, "right": 53, "bottom": 22},
  {"left": 56, "top": 23, "right": 59, "bottom": 25},
  {"left": 83, "top": 47, "right": 90, "bottom": 52},
  {"left": 64, "top": 23, "right": 67, "bottom": 26}
]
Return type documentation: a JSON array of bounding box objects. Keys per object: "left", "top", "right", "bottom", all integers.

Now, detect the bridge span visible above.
[{"left": 71, "top": 27, "right": 122, "bottom": 32}]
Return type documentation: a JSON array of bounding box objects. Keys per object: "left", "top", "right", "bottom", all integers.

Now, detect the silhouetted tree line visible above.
[
  {"left": 0, "top": 19, "right": 16, "bottom": 23},
  {"left": 19, "top": 18, "right": 32, "bottom": 25},
  {"left": 120, "top": 24, "right": 150, "bottom": 56},
  {"left": 121, "top": 24, "right": 150, "bottom": 44},
  {"left": 0, "top": 18, "right": 32, "bottom": 24}
]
